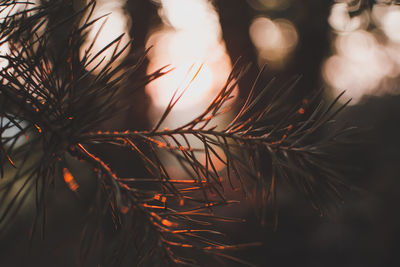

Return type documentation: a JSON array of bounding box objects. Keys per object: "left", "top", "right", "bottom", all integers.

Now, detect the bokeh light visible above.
[
  {"left": 80, "top": 0, "right": 131, "bottom": 73},
  {"left": 380, "top": 6, "right": 400, "bottom": 43},
  {"left": 0, "top": 2, "right": 38, "bottom": 70},
  {"left": 145, "top": 0, "right": 232, "bottom": 178},
  {"left": 249, "top": 16, "right": 298, "bottom": 68},
  {"left": 146, "top": 0, "right": 232, "bottom": 118},
  {"left": 328, "top": 3, "right": 369, "bottom": 32},
  {"left": 0, "top": 42, "right": 9, "bottom": 70},
  {"left": 0, "top": 1, "right": 48, "bottom": 73},
  {"left": 324, "top": 2, "right": 400, "bottom": 104}
]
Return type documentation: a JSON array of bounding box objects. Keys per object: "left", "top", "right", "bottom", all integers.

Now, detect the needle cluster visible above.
[{"left": 0, "top": 1, "right": 355, "bottom": 266}]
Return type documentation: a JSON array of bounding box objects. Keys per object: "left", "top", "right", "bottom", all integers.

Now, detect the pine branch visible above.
[{"left": 0, "top": 1, "right": 356, "bottom": 266}]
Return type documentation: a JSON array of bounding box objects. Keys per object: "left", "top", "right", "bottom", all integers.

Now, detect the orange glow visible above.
[
  {"left": 120, "top": 206, "right": 130, "bottom": 214},
  {"left": 63, "top": 168, "right": 79, "bottom": 192},
  {"left": 161, "top": 219, "right": 174, "bottom": 227},
  {"left": 6, "top": 154, "right": 15, "bottom": 167},
  {"left": 34, "top": 124, "right": 42, "bottom": 133}
]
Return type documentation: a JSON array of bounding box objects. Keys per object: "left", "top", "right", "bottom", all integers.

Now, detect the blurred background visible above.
[{"left": 3, "top": 0, "right": 400, "bottom": 266}]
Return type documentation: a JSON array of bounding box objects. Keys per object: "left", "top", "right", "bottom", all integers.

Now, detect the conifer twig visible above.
[{"left": 0, "top": 1, "right": 356, "bottom": 265}]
